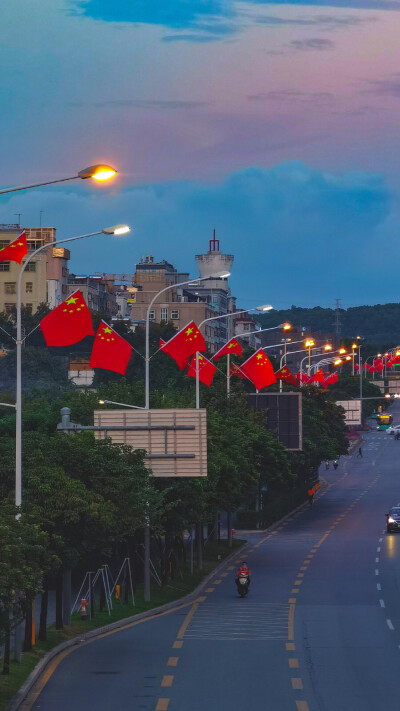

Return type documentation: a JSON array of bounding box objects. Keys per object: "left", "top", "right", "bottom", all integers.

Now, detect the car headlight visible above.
[{"left": 388, "top": 517, "right": 395, "bottom": 523}]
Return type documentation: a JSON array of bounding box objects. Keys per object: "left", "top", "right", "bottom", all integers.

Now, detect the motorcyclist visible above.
[
  {"left": 308, "top": 488, "right": 314, "bottom": 506},
  {"left": 235, "top": 561, "right": 251, "bottom": 590},
  {"left": 333, "top": 460, "right": 339, "bottom": 470}
]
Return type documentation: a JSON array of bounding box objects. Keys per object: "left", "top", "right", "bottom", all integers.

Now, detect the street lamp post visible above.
[
  {"left": 299, "top": 348, "right": 345, "bottom": 386},
  {"left": 145, "top": 271, "right": 230, "bottom": 410},
  {"left": 15, "top": 224, "right": 130, "bottom": 510},
  {"left": 0, "top": 164, "right": 117, "bottom": 195}
]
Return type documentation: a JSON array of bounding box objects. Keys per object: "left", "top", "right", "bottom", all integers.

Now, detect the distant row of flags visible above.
[{"left": 1, "top": 235, "right": 341, "bottom": 390}]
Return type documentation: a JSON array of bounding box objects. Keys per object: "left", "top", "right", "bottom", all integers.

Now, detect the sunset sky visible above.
[{"left": 2, "top": 0, "right": 400, "bottom": 308}]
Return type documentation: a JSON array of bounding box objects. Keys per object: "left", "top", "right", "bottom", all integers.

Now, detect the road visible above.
[{"left": 25, "top": 407, "right": 400, "bottom": 711}]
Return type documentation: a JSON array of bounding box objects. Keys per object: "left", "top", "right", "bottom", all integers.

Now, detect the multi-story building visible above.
[
  {"left": 233, "top": 315, "right": 261, "bottom": 350},
  {"left": 0, "top": 224, "right": 70, "bottom": 314},
  {"left": 128, "top": 256, "right": 218, "bottom": 351},
  {"left": 67, "top": 275, "right": 118, "bottom": 318}
]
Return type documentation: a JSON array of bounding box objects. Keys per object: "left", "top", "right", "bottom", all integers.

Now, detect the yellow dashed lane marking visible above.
[
  {"left": 172, "top": 641, "right": 183, "bottom": 649},
  {"left": 205, "top": 588, "right": 215, "bottom": 593},
  {"left": 167, "top": 657, "right": 178, "bottom": 667},
  {"left": 291, "top": 589, "right": 299, "bottom": 594},
  {"left": 227, "top": 565, "right": 235, "bottom": 570},
  {"left": 286, "top": 642, "right": 295, "bottom": 651},
  {"left": 296, "top": 702, "right": 310, "bottom": 711},
  {"left": 156, "top": 699, "right": 170, "bottom": 711},
  {"left": 294, "top": 580, "right": 302, "bottom": 585},
  {"left": 288, "top": 605, "right": 295, "bottom": 641},
  {"left": 291, "top": 678, "right": 303, "bottom": 689},
  {"left": 289, "top": 658, "right": 299, "bottom": 668},
  {"left": 289, "top": 598, "right": 296, "bottom": 604},
  {"left": 161, "top": 676, "right": 174, "bottom": 687},
  {"left": 214, "top": 579, "right": 222, "bottom": 585}
]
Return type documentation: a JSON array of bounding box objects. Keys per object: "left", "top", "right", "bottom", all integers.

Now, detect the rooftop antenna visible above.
[
  {"left": 14, "top": 213, "right": 22, "bottom": 227},
  {"left": 209, "top": 228, "right": 219, "bottom": 252}
]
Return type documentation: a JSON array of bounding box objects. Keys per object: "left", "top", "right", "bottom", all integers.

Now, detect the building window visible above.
[
  {"left": 171, "top": 310, "right": 179, "bottom": 320},
  {"left": 25, "top": 282, "right": 33, "bottom": 294},
  {"left": 243, "top": 323, "right": 251, "bottom": 331},
  {"left": 4, "top": 303, "right": 15, "bottom": 314},
  {"left": 0, "top": 240, "right": 10, "bottom": 248},
  {"left": 149, "top": 310, "right": 155, "bottom": 320},
  {"left": 25, "top": 262, "right": 36, "bottom": 272},
  {"left": 0, "top": 262, "right": 10, "bottom": 272},
  {"left": 4, "top": 282, "right": 16, "bottom": 294},
  {"left": 62, "top": 284, "right": 68, "bottom": 293},
  {"left": 160, "top": 307, "right": 168, "bottom": 321}
]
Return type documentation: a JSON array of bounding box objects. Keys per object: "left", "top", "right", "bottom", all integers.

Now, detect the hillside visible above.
[{"left": 257, "top": 303, "right": 400, "bottom": 346}]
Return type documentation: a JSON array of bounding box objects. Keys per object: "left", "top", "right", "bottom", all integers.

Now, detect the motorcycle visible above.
[{"left": 237, "top": 574, "right": 249, "bottom": 598}]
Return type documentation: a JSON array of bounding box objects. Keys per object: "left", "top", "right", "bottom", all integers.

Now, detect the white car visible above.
[{"left": 386, "top": 425, "right": 400, "bottom": 435}]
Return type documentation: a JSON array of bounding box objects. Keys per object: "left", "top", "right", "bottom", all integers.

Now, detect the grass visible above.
[{"left": 0, "top": 539, "right": 244, "bottom": 710}]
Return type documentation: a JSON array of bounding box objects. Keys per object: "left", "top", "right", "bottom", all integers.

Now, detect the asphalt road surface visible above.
[{"left": 25, "top": 405, "right": 400, "bottom": 711}]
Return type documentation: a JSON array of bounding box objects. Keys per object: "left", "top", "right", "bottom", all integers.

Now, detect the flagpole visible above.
[
  {"left": 196, "top": 351, "right": 200, "bottom": 409},
  {"left": 15, "top": 228, "right": 124, "bottom": 513},
  {"left": 227, "top": 353, "right": 230, "bottom": 397}
]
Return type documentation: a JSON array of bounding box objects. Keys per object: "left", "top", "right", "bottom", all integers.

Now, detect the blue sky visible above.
[{"left": 2, "top": 0, "right": 400, "bottom": 308}]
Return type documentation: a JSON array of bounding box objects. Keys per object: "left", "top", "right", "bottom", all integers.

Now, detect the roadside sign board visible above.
[
  {"left": 247, "top": 392, "right": 302, "bottom": 450},
  {"left": 93, "top": 408, "right": 207, "bottom": 477},
  {"left": 336, "top": 400, "right": 362, "bottom": 426}
]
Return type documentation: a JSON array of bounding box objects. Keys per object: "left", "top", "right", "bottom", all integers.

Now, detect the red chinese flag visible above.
[
  {"left": 275, "top": 366, "right": 298, "bottom": 387},
  {"left": 241, "top": 349, "right": 276, "bottom": 390},
  {"left": 310, "top": 368, "right": 324, "bottom": 383},
  {"left": 40, "top": 290, "right": 94, "bottom": 346},
  {"left": 161, "top": 321, "right": 206, "bottom": 370},
  {"left": 297, "top": 371, "right": 312, "bottom": 384},
  {"left": 230, "top": 363, "right": 248, "bottom": 380},
  {"left": 212, "top": 338, "right": 243, "bottom": 362},
  {"left": 90, "top": 321, "right": 132, "bottom": 375},
  {"left": 0, "top": 232, "right": 27, "bottom": 264},
  {"left": 354, "top": 363, "right": 359, "bottom": 371},
  {"left": 325, "top": 371, "right": 338, "bottom": 385},
  {"left": 159, "top": 338, "right": 166, "bottom": 348},
  {"left": 187, "top": 353, "right": 216, "bottom": 387}
]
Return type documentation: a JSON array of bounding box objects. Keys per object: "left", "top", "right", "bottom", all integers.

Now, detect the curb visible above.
[{"left": 5, "top": 543, "right": 246, "bottom": 711}]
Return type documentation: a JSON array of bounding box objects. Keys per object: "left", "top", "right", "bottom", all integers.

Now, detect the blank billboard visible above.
[
  {"left": 247, "top": 392, "right": 302, "bottom": 450},
  {"left": 93, "top": 408, "right": 207, "bottom": 477}
]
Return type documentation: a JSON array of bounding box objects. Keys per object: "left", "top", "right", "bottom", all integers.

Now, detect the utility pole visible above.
[{"left": 334, "top": 299, "right": 342, "bottom": 349}]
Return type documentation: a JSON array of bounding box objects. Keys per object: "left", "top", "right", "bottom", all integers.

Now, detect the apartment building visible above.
[
  {"left": 67, "top": 275, "right": 117, "bottom": 318},
  {"left": 0, "top": 225, "right": 70, "bottom": 314}
]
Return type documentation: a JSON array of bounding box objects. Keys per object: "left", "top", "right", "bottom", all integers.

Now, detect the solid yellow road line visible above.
[
  {"left": 161, "top": 675, "right": 174, "bottom": 687},
  {"left": 177, "top": 602, "right": 198, "bottom": 639},
  {"left": 289, "top": 658, "right": 299, "bottom": 668},
  {"left": 156, "top": 699, "right": 170, "bottom": 711},
  {"left": 288, "top": 604, "right": 295, "bottom": 641},
  {"left": 291, "top": 678, "right": 303, "bottom": 689},
  {"left": 172, "top": 641, "right": 183, "bottom": 649},
  {"left": 167, "top": 657, "right": 178, "bottom": 667}
]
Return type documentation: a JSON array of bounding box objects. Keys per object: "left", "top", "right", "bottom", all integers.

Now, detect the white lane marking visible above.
[
  {"left": 377, "top": 547, "right": 381, "bottom": 553},
  {"left": 379, "top": 599, "right": 385, "bottom": 608},
  {"left": 376, "top": 557, "right": 380, "bottom": 563},
  {"left": 377, "top": 583, "right": 381, "bottom": 590},
  {"left": 375, "top": 569, "right": 379, "bottom": 575},
  {"left": 387, "top": 619, "right": 395, "bottom": 630}
]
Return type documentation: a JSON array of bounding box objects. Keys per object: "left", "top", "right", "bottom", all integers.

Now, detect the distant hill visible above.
[{"left": 257, "top": 303, "right": 400, "bottom": 346}]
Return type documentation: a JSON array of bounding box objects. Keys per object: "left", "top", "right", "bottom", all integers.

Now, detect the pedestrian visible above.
[
  {"left": 333, "top": 460, "right": 338, "bottom": 470},
  {"left": 308, "top": 488, "right": 314, "bottom": 506},
  {"left": 325, "top": 460, "right": 329, "bottom": 470},
  {"left": 358, "top": 446, "right": 363, "bottom": 458}
]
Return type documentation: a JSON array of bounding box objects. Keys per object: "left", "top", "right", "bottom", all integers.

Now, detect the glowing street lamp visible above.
[{"left": 0, "top": 163, "right": 117, "bottom": 195}]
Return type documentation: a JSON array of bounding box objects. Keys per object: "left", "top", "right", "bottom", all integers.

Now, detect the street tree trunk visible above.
[
  {"left": 23, "top": 596, "right": 33, "bottom": 652},
  {"left": 227, "top": 511, "right": 232, "bottom": 547},
  {"left": 55, "top": 573, "right": 63, "bottom": 630},
  {"left": 2, "top": 619, "right": 10, "bottom": 675},
  {"left": 38, "top": 586, "right": 48, "bottom": 641}
]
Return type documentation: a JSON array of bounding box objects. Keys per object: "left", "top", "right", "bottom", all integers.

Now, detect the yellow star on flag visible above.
[{"left": 66, "top": 296, "right": 78, "bottom": 305}]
